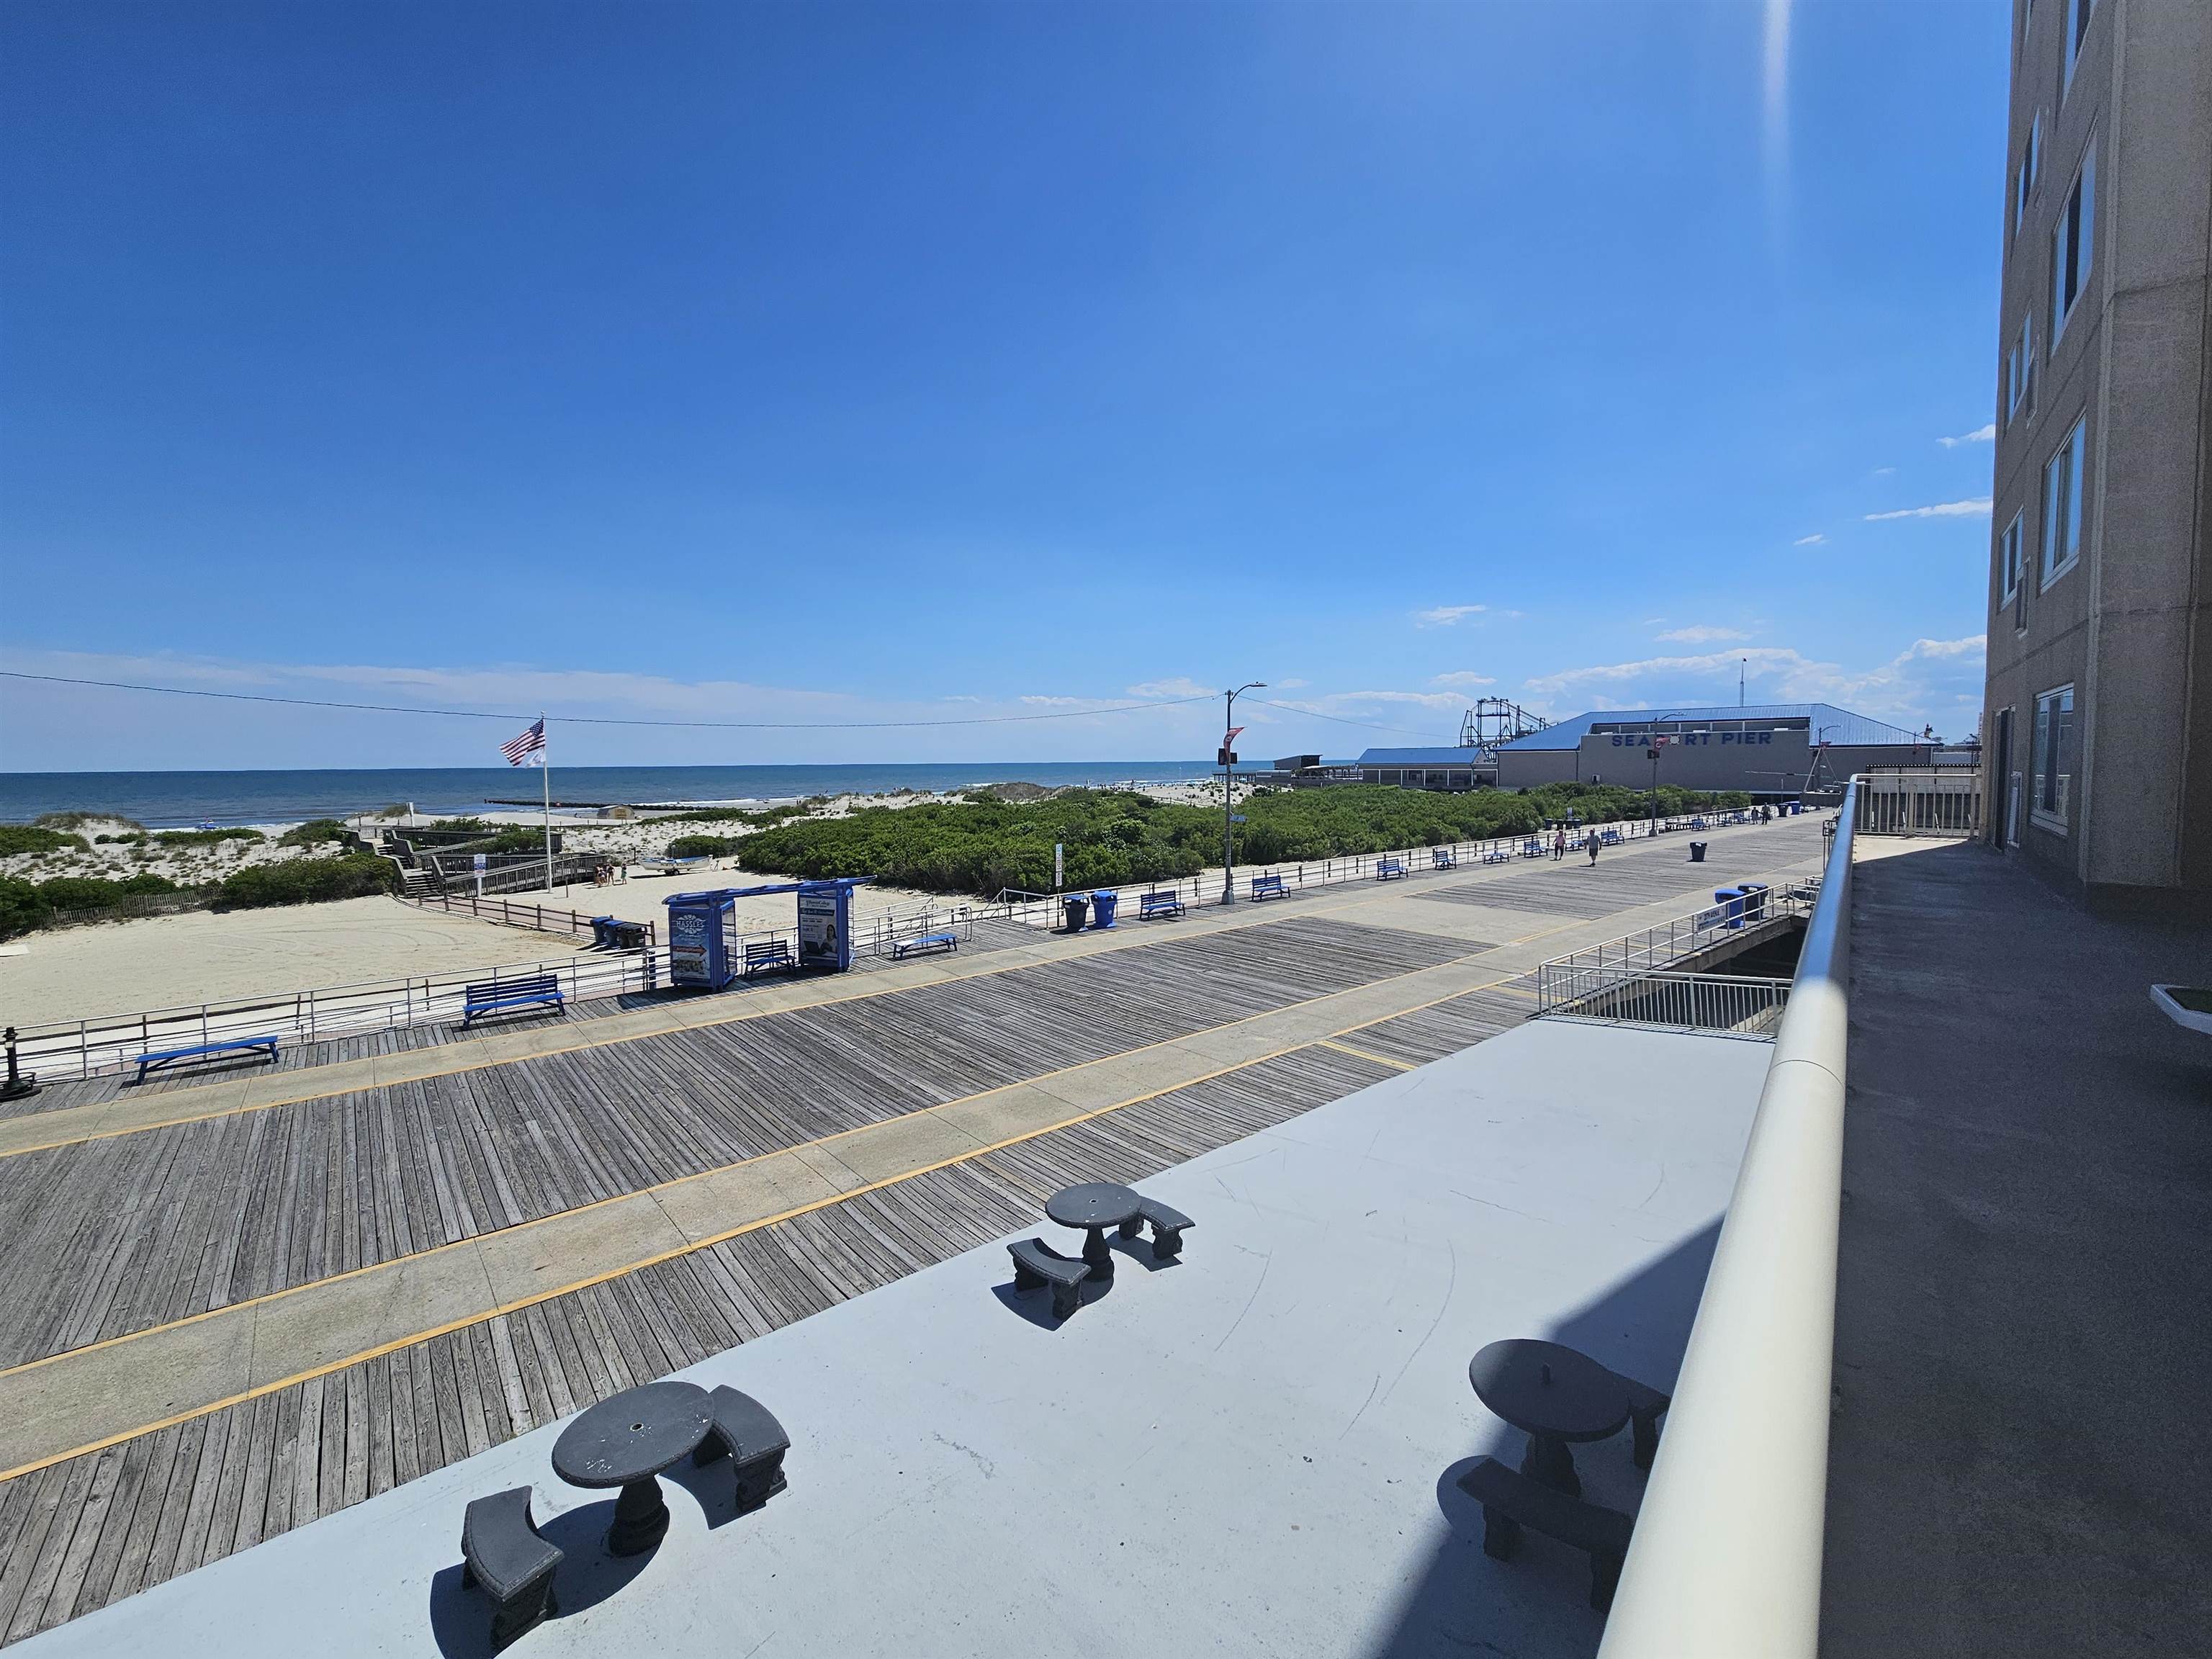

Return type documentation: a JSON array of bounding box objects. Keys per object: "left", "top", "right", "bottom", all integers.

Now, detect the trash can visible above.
[
  {"left": 1713, "top": 886, "right": 1746, "bottom": 929},
  {"left": 1089, "top": 889, "right": 1119, "bottom": 930},
  {"left": 590, "top": 916, "right": 616, "bottom": 948},
  {"left": 1062, "top": 895, "right": 1089, "bottom": 934},
  {"left": 1689, "top": 841, "right": 1709, "bottom": 863},
  {"left": 1738, "top": 881, "right": 1768, "bottom": 922}
]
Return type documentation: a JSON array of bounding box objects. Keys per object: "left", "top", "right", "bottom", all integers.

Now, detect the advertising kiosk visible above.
[{"left": 664, "top": 878, "right": 873, "bottom": 990}]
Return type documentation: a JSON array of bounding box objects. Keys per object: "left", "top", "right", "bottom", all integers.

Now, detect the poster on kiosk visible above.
[{"left": 796, "top": 881, "right": 853, "bottom": 972}]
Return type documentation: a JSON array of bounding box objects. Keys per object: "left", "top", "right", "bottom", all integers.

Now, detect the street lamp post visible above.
[
  {"left": 1220, "top": 682, "right": 1265, "bottom": 903},
  {"left": 1647, "top": 712, "right": 1680, "bottom": 838}
]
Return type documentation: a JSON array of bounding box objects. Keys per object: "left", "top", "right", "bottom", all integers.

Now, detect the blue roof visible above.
[
  {"left": 1352, "top": 747, "right": 1487, "bottom": 767},
  {"left": 1493, "top": 703, "right": 1925, "bottom": 752}
]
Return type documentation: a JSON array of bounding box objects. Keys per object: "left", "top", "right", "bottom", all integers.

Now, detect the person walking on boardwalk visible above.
[
  {"left": 1552, "top": 827, "right": 1567, "bottom": 860},
  {"left": 1584, "top": 830, "right": 1601, "bottom": 866}
]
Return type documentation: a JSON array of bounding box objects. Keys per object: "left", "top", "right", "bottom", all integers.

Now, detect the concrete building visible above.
[
  {"left": 1980, "top": 0, "right": 2212, "bottom": 911},
  {"left": 1490, "top": 703, "right": 1937, "bottom": 800},
  {"left": 1349, "top": 746, "right": 1493, "bottom": 791}
]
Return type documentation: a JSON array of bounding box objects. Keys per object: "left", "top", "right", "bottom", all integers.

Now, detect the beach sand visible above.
[{"left": 0, "top": 896, "right": 565, "bottom": 1028}]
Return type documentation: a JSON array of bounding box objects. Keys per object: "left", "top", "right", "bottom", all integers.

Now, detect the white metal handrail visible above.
[
  {"left": 1538, "top": 968, "right": 1792, "bottom": 1038},
  {"left": 1597, "top": 780, "right": 1858, "bottom": 1657}
]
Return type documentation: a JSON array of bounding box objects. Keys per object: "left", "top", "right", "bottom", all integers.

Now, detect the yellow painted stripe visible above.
[{"left": 1315, "top": 1038, "right": 1416, "bottom": 1072}]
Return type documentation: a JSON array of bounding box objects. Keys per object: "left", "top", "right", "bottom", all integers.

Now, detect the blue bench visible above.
[
  {"left": 891, "top": 930, "right": 959, "bottom": 960},
  {"left": 1375, "top": 857, "right": 1408, "bottom": 881},
  {"left": 1482, "top": 848, "right": 1511, "bottom": 866},
  {"left": 1521, "top": 840, "right": 1545, "bottom": 858},
  {"left": 133, "top": 1034, "right": 279, "bottom": 1085},
  {"left": 1689, "top": 817, "right": 1709, "bottom": 830},
  {"left": 1138, "top": 891, "right": 1184, "bottom": 920},
  {"left": 744, "top": 939, "right": 797, "bottom": 977},
  {"left": 1249, "top": 873, "right": 1287, "bottom": 901},
  {"left": 461, "top": 975, "right": 565, "bottom": 1030},
  {"left": 1431, "top": 848, "right": 1457, "bottom": 870},
  {"left": 1601, "top": 830, "right": 1622, "bottom": 846}
]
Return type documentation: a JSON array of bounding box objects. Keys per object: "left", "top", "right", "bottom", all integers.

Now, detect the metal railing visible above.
[
  {"left": 1598, "top": 779, "right": 1858, "bottom": 1658},
  {"left": 1537, "top": 968, "right": 1791, "bottom": 1037},
  {"left": 405, "top": 892, "right": 660, "bottom": 948},
  {"left": 1854, "top": 768, "right": 1981, "bottom": 837},
  {"left": 1535, "top": 882, "right": 1819, "bottom": 1007},
  {"left": 981, "top": 806, "right": 1786, "bottom": 931},
  {"left": 9, "top": 900, "right": 976, "bottom": 1081}
]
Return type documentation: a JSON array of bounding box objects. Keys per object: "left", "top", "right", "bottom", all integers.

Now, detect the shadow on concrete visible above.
[
  {"left": 1365, "top": 1219, "right": 1722, "bottom": 1659},
  {"left": 427, "top": 1496, "right": 662, "bottom": 1658},
  {"left": 989, "top": 1269, "right": 1114, "bottom": 1328},
  {"left": 1105, "top": 1231, "right": 1182, "bottom": 1272}
]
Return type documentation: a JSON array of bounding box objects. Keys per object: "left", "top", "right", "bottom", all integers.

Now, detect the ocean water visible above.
[{"left": 0, "top": 763, "right": 1220, "bottom": 828}]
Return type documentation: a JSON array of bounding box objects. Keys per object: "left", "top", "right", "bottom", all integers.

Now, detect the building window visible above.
[
  {"left": 2064, "top": 0, "right": 2095, "bottom": 92},
  {"left": 1999, "top": 511, "right": 2026, "bottom": 604},
  {"left": 2013, "top": 113, "right": 2040, "bottom": 234},
  {"left": 2041, "top": 415, "right": 2087, "bottom": 583},
  {"left": 2005, "top": 315, "right": 2035, "bottom": 423},
  {"left": 2031, "top": 684, "right": 2074, "bottom": 830},
  {"left": 2051, "top": 141, "right": 2095, "bottom": 343}
]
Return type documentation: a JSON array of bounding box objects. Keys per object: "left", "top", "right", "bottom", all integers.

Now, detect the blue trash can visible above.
[
  {"left": 1712, "top": 886, "right": 1745, "bottom": 929},
  {"left": 1089, "top": 889, "right": 1119, "bottom": 930}
]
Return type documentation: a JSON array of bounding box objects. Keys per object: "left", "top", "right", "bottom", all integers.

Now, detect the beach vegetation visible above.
[
  {"left": 152, "top": 827, "right": 265, "bottom": 848},
  {"left": 737, "top": 783, "right": 1758, "bottom": 896},
  {"left": 215, "top": 853, "right": 398, "bottom": 909},
  {"left": 277, "top": 818, "right": 353, "bottom": 848},
  {"left": 665, "top": 835, "right": 741, "bottom": 858},
  {"left": 0, "top": 825, "right": 88, "bottom": 856},
  {"left": 0, "top": 873, "right": 181, "bottom": 937},
  {"left": 32, "top": 811, "right": 142, "bottom": 832}
]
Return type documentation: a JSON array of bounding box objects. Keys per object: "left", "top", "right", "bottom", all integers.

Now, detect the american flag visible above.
[{"left": 500, "top": 718, "right": 546, "bottom": 766}]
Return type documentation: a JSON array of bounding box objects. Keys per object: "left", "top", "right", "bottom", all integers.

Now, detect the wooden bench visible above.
[
  {"left": 460, "top": 976, "right": 565, "bottom": 1030},
  {"left": 459, "top": 1486, "right": 562, "bottom": 1651},
  {"left": 1007, "top": 1237, "right": 1090, "bottom": 1320},
  {"left": 1456, "top": 1456, "right": 1635, "bottom": 1611},
  {"left": 891, "top": 931, "right": 959, "bottom": 960},
  {"left": 1375, "top": 857, "right": 1408, "bottom": 881},
  {"left": 1249, "top": 873, "right": 1288, "bottom": 901},
  {"left": 132, "top": 1034, "right": 279, "bottom": 1085},
  {"left": 693, "top": 1385, "right": 791, "bottom": 1512},
  {"left": 1431, "top": 848, "right": 1458, "bottom": 870},
  {"left": 1117, "top": 1195, "right": 1195, "bottom": 1259},
  {"left": 1138, "top": 891, "right": 1184, "bottom": 921},
  {"left": 743, "top": 939, "right": 796, "bottom": 977}
]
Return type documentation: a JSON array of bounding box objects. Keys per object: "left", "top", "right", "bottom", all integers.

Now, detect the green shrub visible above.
[
  {"left": 0, "top": 825, "right": 88, "bottom": 856},
  {"left": 0, "top": 878, "right": 47, "bottom": 938},
  {"left": 153, "top": 827, "right": 264, "bottom": 848},
  {"left": 665, "top": 835, "right": 739, "bottom": 859},
  {"left": 35, "top": 874, "right": 179, "bottom": 912},
  {"left": 34, "top": 811, "right": 142, "bottom": 832},
  {"left": 278, "top": 819, "right": 351, "bottom": 848},
  {"left": 215, "top": 853, "right": 398, "bottom": 909}
]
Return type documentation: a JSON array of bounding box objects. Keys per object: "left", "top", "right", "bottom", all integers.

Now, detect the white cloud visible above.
[
  {"left": 1431, "top": 671, "right": 1497, "bottom": 688},
  {"left": 1794, "top": 533, "right": 1826, "bottom": 547},
  {"left": 1414, "top": 604, "right": 1485, "bottom": 627},
  {"left": 1937, "top": 423, "right": 1997, "bottom": 448},
  {"left": 1274, "top": 677, "right": 1310, "bottom": 691},
  {"left": 1871, "top": 466, "right": 1897, "bottom": 477},
  {"left": 1124, "top": 677, "right": 1214, "bottom": 699},
  {"left": 1521, "top": 634, "right": 1987, "bottom": 734},
  {"left": 1655, "top": 626, "right": 1753, "bottom": 644},
  {"left": 1864, "top": 498, "right": 1992, "bottom": 521},
  {"left": 1017, "top": 694, "right": 1093, "bottom": 707}
]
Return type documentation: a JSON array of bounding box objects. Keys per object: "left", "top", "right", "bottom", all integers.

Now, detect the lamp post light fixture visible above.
[
  {"left": 1647, "top": 712, "right": 1681, "bottom": 838},
  {"left": 1220, "top": 682, "right": 1265, "bottom": 903}
]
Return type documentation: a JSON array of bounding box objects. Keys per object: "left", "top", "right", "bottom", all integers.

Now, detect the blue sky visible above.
[{"left": 1, "top": 0, "right": 2006, "bottom": 771}]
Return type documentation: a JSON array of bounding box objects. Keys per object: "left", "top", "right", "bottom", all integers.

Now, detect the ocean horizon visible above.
[{"left": 0, "top": 762, "right": 1223, "bottom": 829}]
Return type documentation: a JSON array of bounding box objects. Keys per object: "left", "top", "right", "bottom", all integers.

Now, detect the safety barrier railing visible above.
[
  {"left": 1535, "top": 968, "right": 1792, "bottom": 1038},
  {"left": 405, "top": 891, "right": 660, "bottom": 949},
  {"left": 7, "top": 900, "right": 976, "bottom": 1082},
  {"left": 1597, "top": 780, "right": 1858, "bottom": 1658},
  {"left": 1854, "top": 768, "right": 1981, "bottom": 837},
  {"left": 1534, "top": 881, "right": 1820, "bottom": 1005},
  {"left": 981, "top": 806, "right": 1791, "bottom": 931}
]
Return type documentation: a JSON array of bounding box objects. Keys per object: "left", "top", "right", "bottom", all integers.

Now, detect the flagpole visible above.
[{"left": 539, "top": 714, "right": 554, "bottom": 895}]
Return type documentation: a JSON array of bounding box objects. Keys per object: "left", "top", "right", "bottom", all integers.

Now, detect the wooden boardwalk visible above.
[{"left": 0, "top": 815, "right": 1831, "bottom": 1644}]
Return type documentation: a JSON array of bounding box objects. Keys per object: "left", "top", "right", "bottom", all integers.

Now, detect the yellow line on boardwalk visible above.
[
  {"left": 1315, "top": 1038, "right": 1416, "bottom": 1072},
  {"left": 0, "top": 971, "right": 1543, "bottom": 1484}
]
